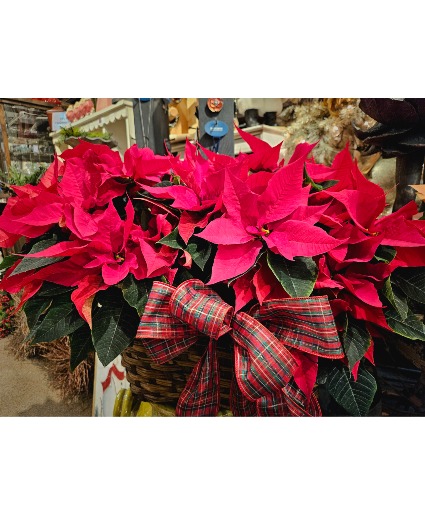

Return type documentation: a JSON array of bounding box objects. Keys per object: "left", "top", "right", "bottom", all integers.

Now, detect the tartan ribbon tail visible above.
[
  {"left": 232, "top": 311, "right": 297, "bottom": 401},
  {"left": 256, "top": 390, "right": 290, "bottom": 416},
  {"left": 176, "top": 339, "right": 220, "bottom": 416},
  {"left": 230, "top": 374, "right": 257, "bottom": 416},
  {"left": 283, "top": 379, "right": 322, "bottom": 416}
]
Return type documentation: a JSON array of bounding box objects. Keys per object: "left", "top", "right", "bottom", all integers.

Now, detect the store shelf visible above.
[
  {"left": 50, "top": 100, "right": 136, "bottom": 157},
  {"left": 50, "top": 100, "right": 285, "bottom": 159}
]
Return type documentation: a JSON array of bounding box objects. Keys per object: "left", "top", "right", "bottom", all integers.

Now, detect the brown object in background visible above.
[
  {"left": 168, "top": 98, "right": 198, "bottom": 137},
  {"left": 410, "top": 184, "right": 425, "bottom": 202},
  {"left": 0, "top": 103, "right": 11, "bottom": 168}
]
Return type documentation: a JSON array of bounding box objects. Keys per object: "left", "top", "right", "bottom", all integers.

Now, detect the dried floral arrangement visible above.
[
  {"left": 277, "top": 98, "right": 377, "bottom": 166},
  {"left": 2, "top": 128, "right": 425, "bottom": 416}
]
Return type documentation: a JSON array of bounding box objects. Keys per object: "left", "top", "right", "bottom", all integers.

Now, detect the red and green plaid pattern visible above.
[
  {"left": 256, "top": 390, "right": 290, "bottom": 416},
  {"left": 283, "top": 379, "right": 322, "bottom": 416},
  {"left": 136, "top": 279, "right": 342, "bottom": 416},
  {"left": 232, "top": 311, "right": 296, "bottom": 401},
  {"left": 251, "top": 297, "right": 344, "bottom": 359},
  {"left": 230, "top": 374, "right": 257, "bottom": 416},
  {"left": 170, "top": 281, "right": 233, "bottom": 340},
  {"left": 176, "top": 339, "right": 220, "bottom": 417}
]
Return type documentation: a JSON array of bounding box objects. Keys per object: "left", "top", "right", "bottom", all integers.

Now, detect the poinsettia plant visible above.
[{"left": 2, "top": 127, "right": 425, "bottom": 416}]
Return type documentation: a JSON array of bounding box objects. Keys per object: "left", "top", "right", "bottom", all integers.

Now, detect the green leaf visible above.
[
  {"left": 374, "top": 245, "right": 396, "bottom": 264},
  {"left": 382, "top": 277, "right": 409, "bottom": 321},
  {"left": 69, "top": 323, "right": 94, "bottom": 371},
  {"left": 158, "top": 227, "right": 185, "bottom": 249},
  {"left": 303, "top": 165, "right": 338, "bottom": 191},
  {"left": 0, "top": 254, "right": 19, "bottom": 271},
  {"left": 267, "top": 252, "right": 318, "bottom": 297},
  {"left": 37, "top": 282, "right": 76, "bottom": 297},
  {"left": 385, "top": 307, "right": 425, "bottom": 340},
  {"left": 392, "top": 267, "right": 425, "bottom": 305},
  {"left": 173, "top": 268, "right": 193, "bottom": 285},
  {"left": 186, "top": 237, "right": 213, "bottom": 271},
  {"left": 342, "top": 316, "right": 372, "bottom": 372},
  {"left": 91, "top": 287, "right": 140, "bottom": 366},
  {"left": 122, "top": 275, "right": 153, "bottom": 316},
  {"left": 23, "top": 295, "right": 52, "bottom": 332},
  {"left": 327, "top": 365, "right": 377, "bottom": 416},
  {"left": 154, "top": 180, "right": 174, "bottom": 188},
  {"left": 319, "top": 180, "right": 339, "bottom": 190},
  {"left": 10, "top": 238, "right": 64, "bottom": 276},
  {"left": 30, "top": 294, "right": 85, "bottom": 344}
]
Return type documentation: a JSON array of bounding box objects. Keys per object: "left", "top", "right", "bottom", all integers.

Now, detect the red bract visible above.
[
  {"left": 140, "top": 139, "right": 242, "bottom": 210},
  {"left": 309, "top": 146, "right": 386, "bottom": 231},
  {"left": 140, "top": 139, "right": 244, "bottom": 243},
  {"left": 0, "top": 158, "right": 65, "bottom": 247},
  {"left": 59, "top": 143, "right": 127, "bottom": 211},
  {"left": 235, "top": 125, "right": 283, "bottom": 172},
  {"left": 198, "top": 144, "right": 344, "bottom": 283},
  {"left": 123, "top": 145, "right": 172, "bottom": 185},
  {"left": 24, "top": 199, "right": 178, "bottom": 315}
]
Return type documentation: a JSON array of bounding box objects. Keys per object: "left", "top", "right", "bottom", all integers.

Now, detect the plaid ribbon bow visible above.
[{"left": 136, "top": 279, "right": 343, "bottom": 416}]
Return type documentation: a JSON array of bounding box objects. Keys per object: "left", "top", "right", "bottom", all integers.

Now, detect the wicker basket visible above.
[{"left": 121, "top": 334, "right": 234, "bottom": 410}]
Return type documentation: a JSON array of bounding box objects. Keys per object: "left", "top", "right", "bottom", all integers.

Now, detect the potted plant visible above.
[{"left": 1, "top": 128, "right": 425, "bottom": 416}]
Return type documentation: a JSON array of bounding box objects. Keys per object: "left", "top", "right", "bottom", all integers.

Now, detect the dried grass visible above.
[
  {"left": 35, "top": 337, "right": 94, "bottom": 401},
  {"left": 8, "top": 294, "right": 41, "bottom": 359}
]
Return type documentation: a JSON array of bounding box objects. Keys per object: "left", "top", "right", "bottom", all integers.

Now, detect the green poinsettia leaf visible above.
[
  {"left": 392, "top": 267, "right": 425, "bottom": 305},
  {"left": 342, "top": 316, "right": 372, "bottom": 372},
  {"left": 69, "top": 323, "right": 94, "bottom": 371},
  {"left": 374, "top": 245, "right": 396, "bottom": 264},
  {"left": 267, "top": 251, "right": 318, "bottom": 298},
  {"left": 382, "top": 278, "right": 409, "bottom": 321},
  {"left": 385, "top": 306, "right": 425, "bottom": 340},
  {"left": 10, "top": 238, "right": 64, "bottom": 276},
  {"left": 23, "top": 295, "right": 52, "bottom": 332},
  {"left": 319, "top": 180, "right": 339, "bottom": 190},
  {"left": 186, "top": 237, "right": 213, "bottom": 271},
  {"left": 173, "top": 268, "right": 194, "bottom": 285},
  {"left": 154, "top": 180, "right": 174, "bottom": 188},
  {"left": 122, "top": 275, "right": 153, "bottom": 316},
  {"left": 327, "top": 364, "right": 377, "bottom": 416},
  {"left": 303, "top": 165, "right": 338, "bottom": 191},
  {"left": 91, "top": 287, "right": 140, "bottom": 366},
  {"left": 158, "top": 227, "right": 185, "bottom": 249},
  {"left": 0, "top": 254, "right": 20, "bottom": 271},
  {"left": 29, "top": 293, "right": 86, "bottom": 345},
  {"left": 37, "top": 282, "right": 76, "bottom": 297}
]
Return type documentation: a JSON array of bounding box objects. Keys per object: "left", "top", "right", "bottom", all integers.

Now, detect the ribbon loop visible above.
[
  {"left": 252, "top": 297, "right": 344, "bottom": 359},
  {"left": 170, "top": 280, "right": 233, "bottom": 340}
]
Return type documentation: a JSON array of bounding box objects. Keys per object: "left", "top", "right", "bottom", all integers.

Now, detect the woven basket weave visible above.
[{"left": 121, "top": 334, "right": 234, "bottom": 410}]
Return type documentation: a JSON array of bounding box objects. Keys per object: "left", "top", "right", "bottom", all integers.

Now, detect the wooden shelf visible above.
[{"left": 50, "top": 100, "right": 136, "bottom": 157}]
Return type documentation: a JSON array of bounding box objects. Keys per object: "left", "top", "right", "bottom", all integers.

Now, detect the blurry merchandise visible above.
[
  {"left": 66, "top": 98, "right": 95, "bottom": 123},
  {"left": 0, "top": 101, "right": 54, "bottom": 179}
]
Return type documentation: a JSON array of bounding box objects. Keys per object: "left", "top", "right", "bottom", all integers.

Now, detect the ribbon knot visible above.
[
  {"left": 136, "top": 279, "right": 343, "bottom": 416},
  {"left": 170, "top": 280, "right": 233, "bottom": 340}
]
